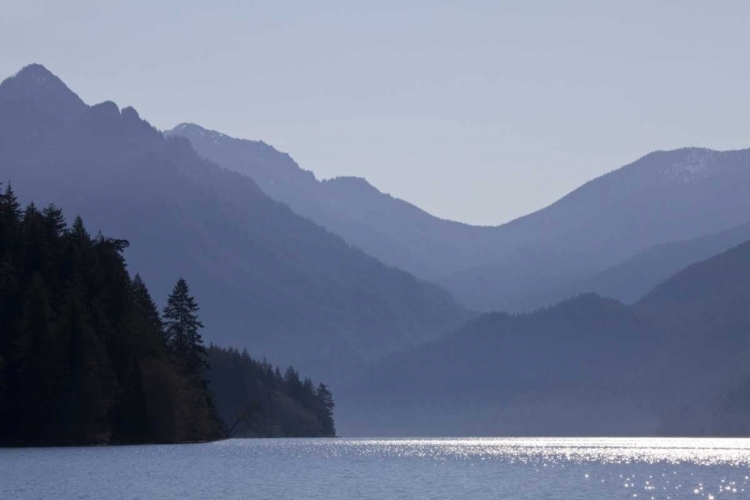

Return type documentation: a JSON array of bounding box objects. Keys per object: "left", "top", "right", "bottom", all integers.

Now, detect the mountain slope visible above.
[
  {"left": 512, "top": 221, "right": 750, "bottom": 310},
  {"left": 636, "top": 239, "right": 750, "bottom": 330},
  {"left": 338, "top": 294, "right": 662, "bottom": 436},
  {"left": 169, "top": 124, "right": 750, "bottom": 313},
  {"left": 633, "top": 240, "right": 750, "bottom": 435},
  {"left": 438, "top": 148, "right": 750, "bottom": 310},
  {"left": 165, "top": 123, "right": 485, "bottom": 278},
  {"left": 340, "top": 241, "right": 750, "bottom": 437},
  {"left": 0, "top": 65, "right": 471, "bottom": 383}
]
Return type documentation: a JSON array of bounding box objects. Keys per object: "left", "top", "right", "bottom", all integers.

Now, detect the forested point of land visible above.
[
  {"left": 208, "top": 345, "right": 335, "bottom": 438},
  {"left": 0, "top": 184, "right": 335, "bottom": 446}
]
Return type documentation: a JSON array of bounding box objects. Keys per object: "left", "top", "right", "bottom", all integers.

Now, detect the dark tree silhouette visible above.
[
  {"left": 0, "top": 185, "right": 335, "bottom": 445},
  {"left": 207, "top": 345, "right": 337, "bottom": 437},
  {"left": 0, "top": 187, "right": 223, "bottom": 445},
  {"left": 163, "top": 278, "right": 207, "bottom": 380}
]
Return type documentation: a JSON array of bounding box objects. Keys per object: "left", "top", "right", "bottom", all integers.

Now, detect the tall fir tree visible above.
[
  {"left": 163, "top": 278, "right": 207, "bottom": 381},
  {"left": 316, "top": 383, "right": 336, "bottom": 437},
  {"left": 0, "top": 182, "right": 22, "bottom": 258}
]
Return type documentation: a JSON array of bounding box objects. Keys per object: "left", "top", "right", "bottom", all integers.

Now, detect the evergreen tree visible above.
[
  {"left": 163, "top": 278, "right": 207, "bottom": 380},
  {"left": 14, "top": 273, "right": 65, "bottom": 444},
  {"left": 58, "top": 275, "right": 115, "bottom": 444},
  {"left": 0, "top": 182, "right": 21, "bottom": 257},
  {"left": 316, "top": 383, "right": 336, "bottom": 437},
  {"left": 131, "top": 274, "right": 165, "bottom": 356}
]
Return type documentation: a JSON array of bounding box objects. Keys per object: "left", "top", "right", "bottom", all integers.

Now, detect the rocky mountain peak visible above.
[{"left": 0, "top": 63, "right": 88, "bottom": 121}]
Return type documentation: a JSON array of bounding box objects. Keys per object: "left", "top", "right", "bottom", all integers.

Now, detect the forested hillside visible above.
[
  {"left": 208, "top": 346, "right": 335, "bottom": 438},
  {"left": 0, "top": 186, "right": 336, "bottom": 444}
]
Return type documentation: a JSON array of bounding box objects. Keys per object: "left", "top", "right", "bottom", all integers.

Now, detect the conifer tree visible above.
[
  {"left": 0, "top": 182, "right": 22, "bottom": 257},
  {"left": 58, "top": 274, "right": 115, "bottom": 444},
  {"left": 131, "top": 274, "right": 165, "bottom": 356},
  {"left": 316, "top": 383, "right": 336, "bottom": 437},
  {"left": 163, "top": 278, "right": 207, "bottom": 380}
]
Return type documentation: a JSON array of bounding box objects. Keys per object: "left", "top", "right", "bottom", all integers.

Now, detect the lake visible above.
[{"left": 1, "top": 438, "right": 749, "bottom": 499}]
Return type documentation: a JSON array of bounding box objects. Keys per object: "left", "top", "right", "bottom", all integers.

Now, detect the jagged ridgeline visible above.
[{"left": 0, "top": 184, "right": 335, "bottom": 445}]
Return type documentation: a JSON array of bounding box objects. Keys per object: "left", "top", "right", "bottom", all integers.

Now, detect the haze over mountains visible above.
[
  {"left": 513, "top": 220, "right": 750, "bottom": 311},
  {"left": 340, "top": 240, "right": 750, "bottom": 436},
  {"left": 0, "top": 64, "right": 470, "bottom": 384},
  {"left": 164, "top": 103, "right": 750, "bottom": 437},
  {"left": 169, "top": 123, "right": 750, "bottom": 313},
  {"left": 3, "top": 63, "right": 750, "bottom": 437}
]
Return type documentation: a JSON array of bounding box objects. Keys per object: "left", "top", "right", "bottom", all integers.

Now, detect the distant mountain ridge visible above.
[
  {"left": 340, "top": 240, "right": 750, "bottom": 436},
  {"left": 438, "top": 147, "right": 750, "bottom": 310},
  {"left": 169, "top": 124, "right": 750, "bottom": 312},
  {"left": 0, "top": 64, "right": 471, "bottom": 384},
  {"left": 511, "top": 220, "right": 750, "bottom": 310},
  {"left": 166, "top": 123, "right": 481, "bottom": 279}
]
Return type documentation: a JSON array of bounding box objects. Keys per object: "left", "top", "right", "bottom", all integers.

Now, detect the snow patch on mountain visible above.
[
  {"left": 661, "top": 149, "right": 721, "bottom": 184},
  {"left": 168, "top": 123, "right": 278, "bottom": 150}
]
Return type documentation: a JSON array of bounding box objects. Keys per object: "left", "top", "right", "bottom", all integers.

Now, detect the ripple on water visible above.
[{"left": 1, "top": 437, "right": 749, "bottom": 499}]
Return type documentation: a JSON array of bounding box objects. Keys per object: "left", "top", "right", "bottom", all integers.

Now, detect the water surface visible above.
[{"left": 1, "top": 437, "right": 749, "bottom": 499}]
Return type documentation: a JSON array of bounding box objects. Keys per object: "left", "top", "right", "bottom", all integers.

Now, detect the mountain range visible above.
[
  {"left": 511, "top": 219, "right": 750, "bottom": 311},
  {"left": 3, "top": 63, "right": 750, "bottom": 437},
  {"left": 0, "top": 64, "right": 471, "bottom": 384},
  {"left": 338, "top": 240, "right": 750, "bottom": 436},
  {"left": 168, "top": 123, "right": 750, "bottom": 313}
]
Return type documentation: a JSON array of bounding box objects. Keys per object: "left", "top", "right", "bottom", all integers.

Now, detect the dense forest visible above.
[
  {"left": 208, "top": 346, "right": 335, "bottom": 437},
  {"left": 0, "top": 184, "right": 335, "bottom": 445}
]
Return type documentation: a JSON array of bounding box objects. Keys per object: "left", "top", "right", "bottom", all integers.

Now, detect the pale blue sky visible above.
[{"left": 2, "top": 0, "right": 749, "bottom": 225}]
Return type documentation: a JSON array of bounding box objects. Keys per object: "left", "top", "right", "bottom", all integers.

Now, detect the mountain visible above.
[
  {"left": 511, "top": 220, "right": 750, "bottom": 310},
  {"left": 165, "top": 123, "right": 488, "bottom": 279},
  {"left": 636, "top": 239, "right": 750, "bottom": 330},
  {"left": 633, "top": 240, "right": 750, "bottom": 436},
  {"left": 0, "top": 64, "right": 471, "bottom": 383},
  {"left": 0, "top": 63, "right": 87, "bottom": 121},
  {"left": 339, "top": 240, "right": 750, "bottom": 437},
  {"left": 168, "top": 125, "right": 750, "bottom": 313},
  {"left": 338, "top": 294, "right": 662, "bottom": 436},
  {"left": 0, "top": 63, "right": 88, "bottom": 165},
  {"left": 438, "top": 148, "right": 750, "bottom": 311}
]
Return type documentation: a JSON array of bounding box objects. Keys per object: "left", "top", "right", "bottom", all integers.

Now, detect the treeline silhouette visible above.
[
  {"left": 208, "top": 345, "right": 335, "bottom": 437},
  {"left": 0, "top": 184, "right": 335, "bottom": 445}
]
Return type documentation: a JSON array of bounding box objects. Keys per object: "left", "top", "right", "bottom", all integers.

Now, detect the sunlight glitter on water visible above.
[
  {"left": 216, "top": 437, "right": 750, "bottom": 499},
  {"left": 236, "top": 437, "right": 750, "bottom": 466},
  {"left": 2, "top": 437, "right": 750, "bottom": 499}
]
